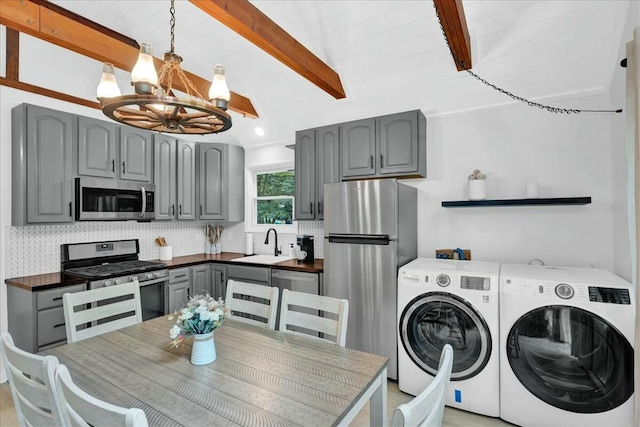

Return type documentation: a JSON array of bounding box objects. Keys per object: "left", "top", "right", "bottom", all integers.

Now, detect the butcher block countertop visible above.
[{"left": 5, "top": 252, "right": 324, "bottom": 291}]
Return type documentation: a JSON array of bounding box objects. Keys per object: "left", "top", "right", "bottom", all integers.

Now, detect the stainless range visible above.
[{"left": 61, "top": 239, "right": 169, "bottom": 321}]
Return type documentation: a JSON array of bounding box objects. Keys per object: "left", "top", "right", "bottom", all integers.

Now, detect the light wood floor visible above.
[{"left": 0, "top": 380, "right": 513, "bottom": 426}]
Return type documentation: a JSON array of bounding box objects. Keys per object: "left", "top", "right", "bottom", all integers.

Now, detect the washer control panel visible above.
[{"left": 589, "top": 286, "right": 631, "bottom": 304}]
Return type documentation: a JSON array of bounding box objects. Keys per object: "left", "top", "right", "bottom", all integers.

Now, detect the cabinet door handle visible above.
[
  {"left": 111, "top": 159, "right": 115, "bottom": 172},
  {"left": 179, "top": 204, "right": 182, "bottom": 216},
  {"left": 171, "top": 204, "right": 175, "bottom": 216},
  {"left": 221, "top": 273, "right": 225, "bottom": 282},
  {"left": 318, "top": 202, "right": 322, "bottom": 215},
  {"left": 68, "top": 202, "right": 72, "bottom": 217},
  {"left": 200, "top": 205, "right": 203, "bottom": 216},
  {"left": 174, "top": 274, "right": 187, "bottom": 279},
  {"left": 310, "top": 202, "right": 313, "bottom": 215},
  {"left": 380, "top": 154, "right": 384, "bottom": 168},
  {"left": 370, "top": 155, "right": 374, "bottom": 169},
  {"left": 53, "top": 296, "right": 63, "bottom": 301},
  {"left": 53, "top": 323, "right": 65, "bottom": 328},
  {"left": 122, "top": 161, "right": 126, "bottom": 174}
]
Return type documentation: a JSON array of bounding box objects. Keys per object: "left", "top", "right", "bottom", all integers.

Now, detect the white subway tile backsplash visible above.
[{"left": 4, "top": 220, "right": 324, "bottom": 278}]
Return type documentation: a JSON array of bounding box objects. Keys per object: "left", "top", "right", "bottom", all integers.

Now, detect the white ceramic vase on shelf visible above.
[
  {"left": 468, "top": 179, "right": 487, "bottom": 201},
  {"left": 191, "top": 332, "right": 216, "bottom": 365}
]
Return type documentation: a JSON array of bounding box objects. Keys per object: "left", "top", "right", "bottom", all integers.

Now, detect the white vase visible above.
[
  {"left": 191, "top": 331, "right": 216, "bottom": 365},
  {"left": 468, "top": 180, "right": 487, "bottom": 201}
]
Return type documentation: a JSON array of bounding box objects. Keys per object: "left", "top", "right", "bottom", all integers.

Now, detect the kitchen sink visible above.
[{"left": 230, "top": 255, "right": 295, "bottom": 265}]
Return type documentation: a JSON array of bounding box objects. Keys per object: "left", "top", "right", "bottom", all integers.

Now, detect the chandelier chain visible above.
[
  {"left": 432, "top": 2, "right": 621, "bottom": 114},
  {"left": 169, "top": 0, "right": 176, "bottom": 53}
]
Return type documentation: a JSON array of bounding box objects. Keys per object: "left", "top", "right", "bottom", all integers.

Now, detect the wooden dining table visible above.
[{"left": 44, "top": 316, "right": 388, "bottom": 426}]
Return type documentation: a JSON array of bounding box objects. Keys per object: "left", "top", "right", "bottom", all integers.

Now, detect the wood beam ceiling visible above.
[
  {"left": 0, "top": 0, "right": 258, "bottom": 118},
  {"left": 433, "top": 0, "right": 472, "bottom": 71},
  {"left": 190, "top": 0, "right": 346, "bottom": 99}
]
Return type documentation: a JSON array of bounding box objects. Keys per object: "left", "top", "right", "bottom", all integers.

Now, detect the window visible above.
[
  {"left": 245, "top": 163, "right": 298, "bottom": 233},
  {"left": 256, "top": 170, "right": 294, "bottom": 225}
]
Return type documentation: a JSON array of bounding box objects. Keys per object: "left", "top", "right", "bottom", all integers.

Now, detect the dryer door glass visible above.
[
  {"left": 506, "top": 306, "right": 634, "bottom": 413},
  {"left": 399, "top": 292, "right": 492, "bottom": 381}
]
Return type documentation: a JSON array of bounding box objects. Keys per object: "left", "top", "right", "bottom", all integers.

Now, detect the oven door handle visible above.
[
  {"left": 138, "top": 276, "right": 168, "bottom": 286},
  {"left": 140, "top": 186, "right": 146, "bottom": 217}
]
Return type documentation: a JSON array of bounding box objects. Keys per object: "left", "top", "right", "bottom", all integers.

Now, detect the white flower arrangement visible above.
[
  {"left": 468, "top": 169, "right": 487, "bottom": 180},
  {"left": 168, "top": 293, "right": 231, "bottom": 348}
]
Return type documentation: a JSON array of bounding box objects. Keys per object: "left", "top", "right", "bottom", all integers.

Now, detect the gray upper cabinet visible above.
[
  {"left": 315, "top": 125, "right": 340, "bottom": 219},
  {"left": 340, "top": 110, "right": 426, "bottom": 180},
  {"left": 77, "top": 116, "right": 118, "bottom": 179},
  {"left": 378, "top": 111, "right": 425, "bottom": 176},
  {"left": 294, "top": 129, "right": 315, "bottom": 220},
  {"left": 153, "top": 135, "right": 177, "bottom": 220},
  {"left": 119, "top": 127, "right": 153, "bottom": 182},
  {"left": 341, "top": 118, "right": 376, "bottom": 178},
  {"left": 197, "top": 143, "right": 244, "bottom": 221},
  {"left": 154, "top": 137, "right": 195, "bottom": 220},
  {"left": 177, "top": 141, "right": 196, "bottom": 220},
  {"left": 295, "top": 124, "right": 340, "bottom": 220},
  {"left": 12, "top": 104, "right": 74, "bottom": 225}
]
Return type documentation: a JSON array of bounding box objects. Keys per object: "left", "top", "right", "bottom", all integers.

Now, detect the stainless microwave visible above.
[{"left": 76, "top": 178, "right": 155, "bottom": 221}]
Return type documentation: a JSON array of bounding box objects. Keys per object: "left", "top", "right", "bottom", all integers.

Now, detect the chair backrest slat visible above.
[
  {"left": 225, "top": 280, "right": 279, "bottom": 329},
  {"left": 55, "top": 365, "right": 149, "bottom": 427},
  {"left": 278, "top": 289, "right": 349, "bottom": 346},
  {"left": 0, "top": 332, "right": 63, "bottom": 427},
  {"left": 63, "top": 280, "right": 142, "bottom": 343},
  {"left": 391, "top": 344, "right": 454, "bottom": 427}
]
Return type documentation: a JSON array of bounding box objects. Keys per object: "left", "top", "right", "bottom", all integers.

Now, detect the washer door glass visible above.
[
  {"left": 399, "top": 292, "right": 492, "bottom": 381},
  {"left": 507, "top": 306, "right": 634, "bottom": 413}
]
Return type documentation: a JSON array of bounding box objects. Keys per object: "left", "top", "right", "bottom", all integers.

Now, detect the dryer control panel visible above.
[{"left": 589, "top": 286, "right": 631, "bottom": 304}]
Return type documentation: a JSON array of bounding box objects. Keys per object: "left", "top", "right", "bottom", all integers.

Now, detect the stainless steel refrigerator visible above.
[{"left": 324, "top": 179, "right": 417, "bottom": 379}]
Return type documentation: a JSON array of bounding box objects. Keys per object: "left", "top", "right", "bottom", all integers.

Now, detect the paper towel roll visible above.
[{"left": 245, "top": 233, "right": 254, "bottom": 255}]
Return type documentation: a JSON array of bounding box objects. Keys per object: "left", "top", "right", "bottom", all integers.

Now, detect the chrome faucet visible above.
[{"left": 264, "top": 228, "right": 282, "bottom": 257}]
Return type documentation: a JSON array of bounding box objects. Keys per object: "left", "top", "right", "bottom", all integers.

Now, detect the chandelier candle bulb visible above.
[
  {"left": 209, "top": 64, "right": 230, "bottom": 110},
  {"left": 131, "top": 42, "right": 158, "bottom": 94},
  {"left": 96, "top": 63, "right": 121, "bottom": 98}
]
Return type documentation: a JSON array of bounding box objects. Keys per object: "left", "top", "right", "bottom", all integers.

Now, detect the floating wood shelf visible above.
[{"left": 441, "top": 197, "right": 592, "bottom": 208}]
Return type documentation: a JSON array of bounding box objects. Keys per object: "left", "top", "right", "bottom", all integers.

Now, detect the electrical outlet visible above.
[{"left": 587, "top": 259, "right": 600, "bottom": 269}]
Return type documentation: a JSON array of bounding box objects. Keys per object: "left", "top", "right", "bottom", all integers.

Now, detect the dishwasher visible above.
[{"left": 271, "top": 269, "right": 321, "bottom": 335}]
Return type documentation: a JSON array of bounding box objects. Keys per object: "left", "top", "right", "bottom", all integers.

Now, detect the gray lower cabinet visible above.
[
  {"left": 120, "top": 126, "right": 153, "bottom": 182},
  {"left": 154, "top": 137, "right": 195, "bottom": 220},
  {"left": 153, "top": 135, "right": 177, "bottom": 220},
  {"left": 211, "top": 264, "right": 227, "bottom": 300},
  {"left": 340, "top": 110, "right": 426, "bottom": 180},
  {"left": 227, "top": 265, "right": 271, "bottom": 286},
  {"left": 167, "top": 268, "right": 191, "bottom": 313},
  {"left": 77, "top": 116, "right": 118, "bottom": 179},
  {"left": 197, "top": 143, "right": 244, "bottom": 221},
  {"left": 191, "top": 264, "right": 210, "bottom": 295},
  {"left": 295, "top": 124, "right": 340, "bottom": 220},
  {"left": 7, "top": 283, "right": 86, "bottom": 353},
  {"left": 12, "top": 104, "right": 75, "bottom": 225}
]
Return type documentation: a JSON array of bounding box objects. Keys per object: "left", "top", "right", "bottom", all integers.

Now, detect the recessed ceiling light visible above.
[{"left": 254, "top": 127, "right": 265, "bottom": 136}]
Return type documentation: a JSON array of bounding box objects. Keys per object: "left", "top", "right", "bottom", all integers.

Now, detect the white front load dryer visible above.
[
  {"left": 500, "top": 264, "right": 635, "bottom": 427},
  {"left": 397, "top": 258, "right": 500, "bottom": 417}
]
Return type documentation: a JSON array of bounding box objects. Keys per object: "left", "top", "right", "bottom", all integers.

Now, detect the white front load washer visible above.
[
  {"left": 500, "top": 264, "right": 635, "bottom": 427},
  {"left": 397, "top": 258, "right": 500, "bottom": 417}
]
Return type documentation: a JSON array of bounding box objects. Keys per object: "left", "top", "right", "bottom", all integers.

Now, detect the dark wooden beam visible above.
[
  {"left": 433, "top": 0, "right": 472, "bottom": 71},
  {"left": 190, "top": 0, "right": 346, "bottom": 99},
  {"left": 0, "top": 0, "right": 258, "bottom": 118},
  {"left": 6, "top": 28, "right": 20, "bottom": 80},
  {"left": 0, "top": 77, "right": 100, "bottom": 109}
]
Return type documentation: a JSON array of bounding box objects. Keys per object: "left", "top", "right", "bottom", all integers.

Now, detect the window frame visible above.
[{"left": 244, "top": 161, "right": 298, "bottom": 234}]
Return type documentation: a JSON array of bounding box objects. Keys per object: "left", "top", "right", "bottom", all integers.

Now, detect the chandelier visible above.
[{"left": 96, "top": 0, "right": 231, "bottom": 134}]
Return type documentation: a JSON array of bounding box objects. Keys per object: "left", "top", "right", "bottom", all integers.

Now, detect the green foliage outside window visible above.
[{"left": 256, "top": 171, "right": 294, "bottom": 224}]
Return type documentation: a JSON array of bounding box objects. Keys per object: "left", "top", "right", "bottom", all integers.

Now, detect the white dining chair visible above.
[
  {"left": 391, "top": 344, "right": 454, "bottom": 427},
  {"left": 55, "top": 364, "right": 149, "bottom": 427},
  {"left": 0, "top": 331, "right": 64, "bottom": 427},
  {"left": 278, "top": 289, "right": 349, "bottom": 347},
  {"left": 225, "top": 279, "right": 279, "bottom": 329},
  {"left": 63, "top": 280, "right": 142, "bottom": 343}
]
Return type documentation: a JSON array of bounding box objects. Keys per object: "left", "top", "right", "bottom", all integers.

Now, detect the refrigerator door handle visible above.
[{"left": 327, "top": 234, "right": 395, "bottom": 245}]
